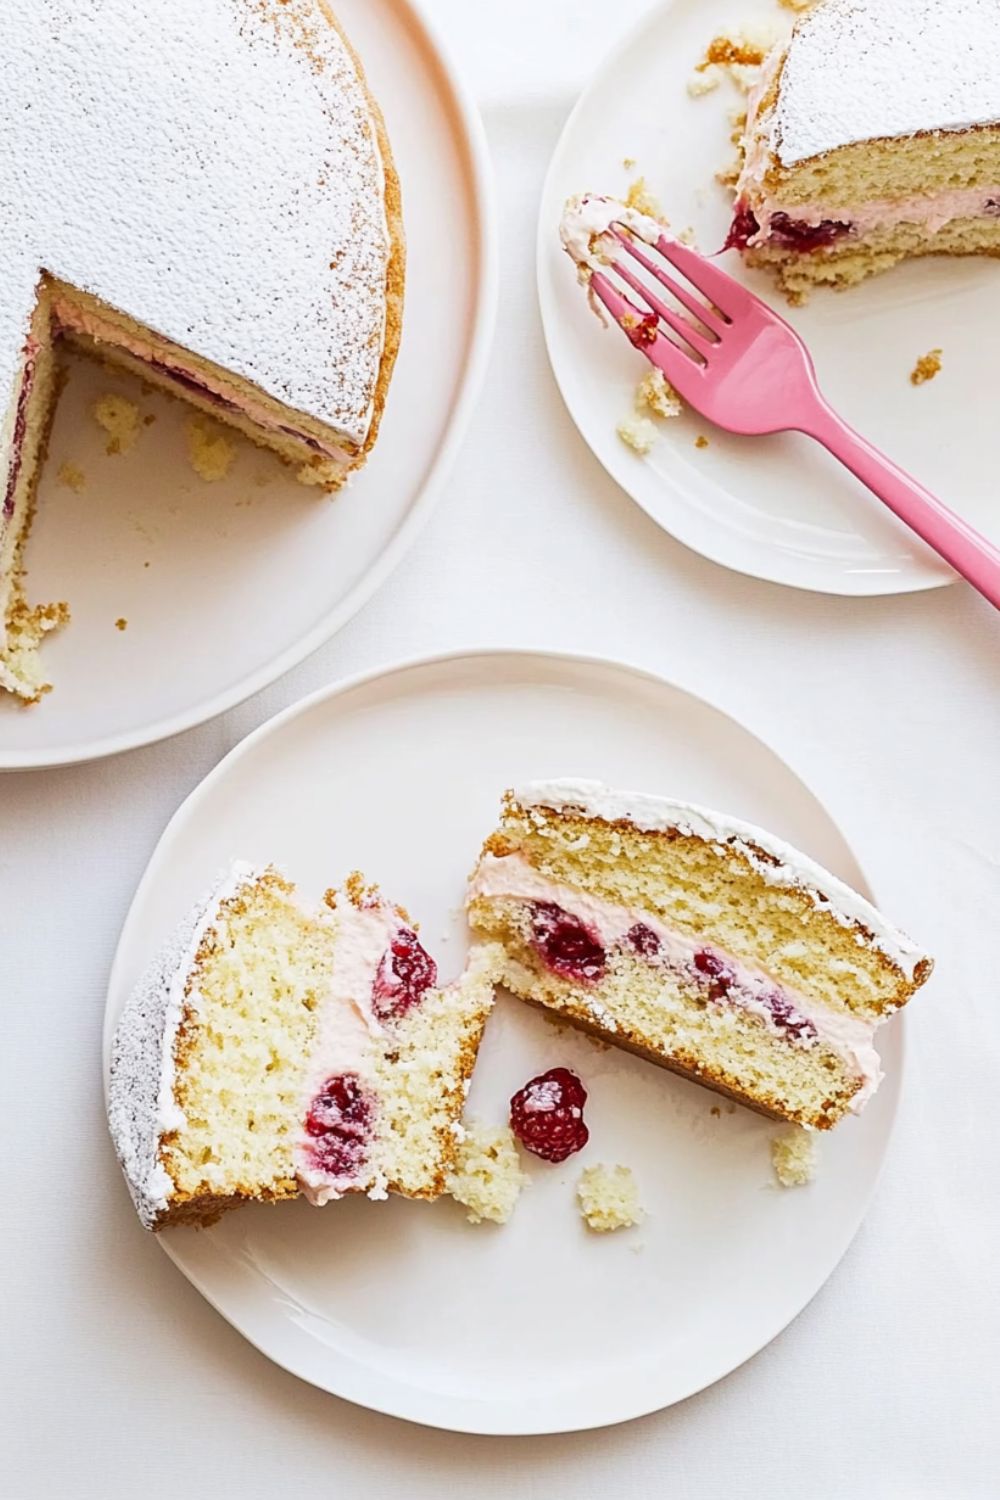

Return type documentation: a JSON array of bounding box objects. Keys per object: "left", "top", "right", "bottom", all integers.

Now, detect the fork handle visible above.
[{"left": 802, "top": 400, "right": 1000, "bottom": 610}]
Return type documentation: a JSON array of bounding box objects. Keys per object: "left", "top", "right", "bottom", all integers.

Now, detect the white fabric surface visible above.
[{"left": 4, "top": 2, "right": 999, "bottom": 1495}]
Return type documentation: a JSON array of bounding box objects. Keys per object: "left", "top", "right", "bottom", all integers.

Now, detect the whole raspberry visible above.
[
  {"left": 509, "top": 1067, "right": 589, "bottom": 1163},
  {"left": 304, "top": 1072, "right": 374, "bottom": 1178}
]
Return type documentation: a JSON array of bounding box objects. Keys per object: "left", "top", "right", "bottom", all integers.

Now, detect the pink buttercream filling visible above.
[
  {"left": 470, "top": 853, "right": 882, "bottom": 1110},
  {"left": 748, "top": 186, "right": 1000, "bottom": 245}
]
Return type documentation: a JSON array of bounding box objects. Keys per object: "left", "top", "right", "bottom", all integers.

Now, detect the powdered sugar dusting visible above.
[
  {"left": 107, "top": 861, "right": 264, "bottom": 1228},
  {"left": 772, "top": 0, "right": 1000, "bottom": 165},
  {"left": 1, "top": 0, "right": 390, "bottom": 457}
]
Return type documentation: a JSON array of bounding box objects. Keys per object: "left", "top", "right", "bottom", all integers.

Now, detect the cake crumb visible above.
[
  {"left": 692, "top": 31, "right": 772, "bottom": 96},
  {"left": 57, "top": 461, "right": 86, "bottom": 493},
  {"left": 617, "top": 414, "right": 658, "bottom": 456},
  {"left": 771, "top": 1128, "right": 817, "bottom": 1188},
  {"left": 687, "top": 65, "right": 722, "bottom": 97},
  {"left": 295, "top": 459, "right": 342, "bottom": 490},
  {"left": 778, "top": 0, "right": 814, "bottom": 10},
  {"left": 115, "top": 617, "right": 128, "bottom": 632},
  {"left": 695, "top": 434, "right": 710, "bottom": 449},
  {"left": 185, "top": 415, "right": 236, "bottom": 482},
  {"left": 622, "top": 156, "right": 637, "bottom": 171},
  {"left": 93, "top": 394, "right": 141, "bottom": 456},
  {"left": 710, "top": 1105, "right": 721, "bottom": 1117},
  {"left": 143, "top": 413, "right": 156, "bottom": 427},
  {"left": 625, "top": 176, "right": 663, "bottom": 219},
  {"left": 637, "top": 368, "right": 683, "bottom": 420},
  {"left": 577, "top": 1164, "right": 645, "bottom": 1233},
  {"left": 910, "top": 349, "right": 943, "bottom": 386},
  {"left": 447, "top": 1121, "right": 527, "bottom": 1225}
]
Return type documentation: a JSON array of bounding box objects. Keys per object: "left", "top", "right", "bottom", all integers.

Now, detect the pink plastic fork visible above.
[{"left": 591, "top": 226, "right": 1000, "bottom": 608}]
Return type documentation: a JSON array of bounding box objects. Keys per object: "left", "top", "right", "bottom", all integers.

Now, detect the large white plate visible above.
[
  {"left": 536, "top": 0, "right": 999, "bottom": 596},
  {"left": 0, "top": 0, "right": 496, "bottom": 770},
  {"left": 104, "top": 649, "right": 903, "bottom": 1434}
]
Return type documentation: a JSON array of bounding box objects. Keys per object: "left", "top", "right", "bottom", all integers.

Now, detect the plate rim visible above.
[
  {"left": 535, "top": 0, "right": 954, "bottom": 602},
  {"left": 103, "top": 644, "right": 904, "bottom": 1434},
  {"left": 0, "top": 0, "right": 499, "bottom": 773}
]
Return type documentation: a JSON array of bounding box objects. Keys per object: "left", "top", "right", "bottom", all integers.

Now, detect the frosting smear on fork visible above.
[{"left": 560, "top": 193, "right": 668, "bottom": 279}]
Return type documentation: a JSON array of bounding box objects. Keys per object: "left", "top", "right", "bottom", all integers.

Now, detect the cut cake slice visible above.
[
  {"left": 108, "top": 862, "right": 498, "bottom": 1229},
  {"left": 728, "top": 0, "right": 1000, "bottom": 295},
  {"left": 467, "top": 780, "right": 933, "bottom": 1129}
]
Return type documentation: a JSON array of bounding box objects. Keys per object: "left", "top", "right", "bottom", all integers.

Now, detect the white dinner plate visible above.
[
  {"left": 537, "top": 0, "right": 999, "bottom": 596},
  {"left": 104, "top": 649, "right": 903, "bottom": 1434},
  {"left": 0, "top": 0, "right": 496, "bottom": 771}
]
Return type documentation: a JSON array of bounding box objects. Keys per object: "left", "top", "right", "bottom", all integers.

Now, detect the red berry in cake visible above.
[
  {"left": 693, "top": 948, "right": 734, "bottom": 1002},
  {"left": 627, "top": 922, "right": 661, "bottom": 957},
  {"left": 304, "top": 1072, "right": 374, "bottom": 1178},
  {"left": 509, "top": 1067, "right": 589, "bottom": 1163},
  {"left": 625, "top": 310, "right": 660, "bottom": 349},
  {"left": 372, "top": 925, "right": 438, "bottom": 1021},
  {"left": 768, "top": 992, "right": 818, "bottom": 1045},
  {"left": 768, "top": 212, "right": 850, "bottom": 252},
  {"left": 724, "top": 204, "right": 760, "bottom": 252},
  {"left": 529, "top": 902, "right": 606, "bottom": 983}
]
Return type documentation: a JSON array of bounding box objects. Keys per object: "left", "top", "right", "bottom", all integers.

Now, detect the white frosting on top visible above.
[
  {"left": 512, "top": 779, "right": 927, "bottom": 980},
  {"left": 107, "top": 860, "right": 265, "bottom": 1229},
  {"left": 560, "top": 193, "right": 667, "bottom": 274},
  {"left": 470, "top": 850, "right": 883, "bottom": 1108},
  {"left": 770, "top": 0, "right": 1000, "bottom": 165},
  {"left": 1, "top": 0, "right": 390, "bottom": 447}
]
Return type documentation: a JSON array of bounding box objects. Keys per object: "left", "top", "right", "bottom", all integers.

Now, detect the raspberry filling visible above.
[
  {"left": 528, "top": 901, "right": 606, "bottom": 983},
  {"left": 510, "top": 1067, "right": 589, "bottom": 1163},
  {"left": 303, "top": 1072, "right": 375, "bottom": 1180},
  {"left": 724, "top": 204, "right": 852, "bottom": 254},
  {"left": 372, "top": 926, "right": 437, "bottom": 1021},
  {"left": 692, "top": 946, "right": 817, "bottom": 1043}
]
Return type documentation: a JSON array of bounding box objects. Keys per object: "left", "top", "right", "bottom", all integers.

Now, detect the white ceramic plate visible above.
[
  {"left": 104, "top": 649, "right": 903, "bottom": 1434},
  {"left": 537, "top": 0, "right": 1000, "bottom": 596},
  {"left": 0, "top": 0, "right": 496, "bottom": 771}
]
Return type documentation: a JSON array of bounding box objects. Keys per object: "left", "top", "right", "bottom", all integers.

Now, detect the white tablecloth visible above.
[{"left": 5, "top": 3, "right": 999, "bottom": 1495}]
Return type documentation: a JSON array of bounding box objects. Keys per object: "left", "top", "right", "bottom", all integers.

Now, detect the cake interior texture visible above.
[
  {"left": 468, "top": 786, "right": 932, "bottom": 1130},
  {"left": 732, "top": 0, "right": 1000, "bottom": 294},
  {"left": 109, "top": 865, "right": 498, "bottom": 1229}
]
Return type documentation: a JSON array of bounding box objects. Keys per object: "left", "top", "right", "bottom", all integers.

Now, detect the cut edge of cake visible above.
[
  {"left": 467, "top": 779, "right": 933, "bottom": 1130},
  {"left": 728, "top": 0, "right": 1000, "bottom": 295},
  {"left": 108, "top": 861, "right": 500, "bottom": 1230}
]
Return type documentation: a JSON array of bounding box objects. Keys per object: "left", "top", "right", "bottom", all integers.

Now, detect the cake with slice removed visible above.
[
  {"left": 729, "top": 0, "right": 1000, "bottom": 295},
  {"left": 467, "top": 780, "right": 933, "bottom": 1129},
  {"left": 1, "top": 0, "right": 403, "bottom": 702},
  {"left": 108, "top": 862, "right": 498, "bottom": 1229}
]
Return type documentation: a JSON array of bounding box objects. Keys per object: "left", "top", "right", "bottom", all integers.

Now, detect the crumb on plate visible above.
[
  {"left": 115, "top": 617, "right": 128, "bottom": 632},
  {"left": 93, "top": 394, "right": 141, "bottom": 456},
  {"left": 447, "top": 1121, "right": 527, "bottom": 1226},
  {"left": 577, "top": 1164, "right": 645, "bottom": 1232},
  {"left": 626, "top": 176, "right": 664, "bottom": 218},
  {"left": 778, "top": 0, "right": 814, "bottom": 11},
  {"left": 691, "top": 31, "right": 774, "bottom": 97},
  {"left": 637, "top": 368, "right": 684, "bottom": 420},
  {"left": 185, "top": 415, "right": 236, "bottom": 482},
  {"left": 616, "top": 414, "right": 658, "bottom": 456},
  {"left": 771, "top": 1127, "right": 817, "bottom": 1188},
  {"left": 695, "top": 434, "right": 710, "bottom": 449},
  {"left": 57, "top": 461, "right": 86, "bottom": 493},
  {"left": 910, "top": 349, "right": 943, "bottom": 386}
]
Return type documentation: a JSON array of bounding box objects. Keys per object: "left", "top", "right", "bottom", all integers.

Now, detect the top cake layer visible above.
[
  {"left": 768, "top": 0, "right": 1000, "bottom": 166},
  {"left": 1, "top": 0, "right": 392, "bottom": 446},
  {"left": 513, "top": 780, "right": 928, "bottom": 982}
]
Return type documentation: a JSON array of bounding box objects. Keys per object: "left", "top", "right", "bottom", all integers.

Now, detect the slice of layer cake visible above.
[
  {"left": 729, "top": 0, "right": 1000, "bottom": 295},
  {"left": 467, "top": 781, "right": 932, "bottom": 1129},
  {"left": 1, "top": 0, "right": 404, "bottom": 701},
  {"left": 108, "top": 863, "right": 498, "bottom": 1229}
]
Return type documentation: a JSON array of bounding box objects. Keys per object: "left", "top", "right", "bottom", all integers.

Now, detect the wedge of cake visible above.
[
  {"left": 467, "top": 781, "right": 933, "bottom": 1129},
  {"left": 728, "top": 0, "right": 1000, "bottom": 295},
  {"left": 108, "top": 863, "right": 498, "bottom": 1229},
  {"left": 1, "top": 0, "right": 404, "bottom": 702}
]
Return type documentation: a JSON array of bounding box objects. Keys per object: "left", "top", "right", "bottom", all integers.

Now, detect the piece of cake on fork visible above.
[
  {"left": 468, "top": 780, "right": 932, "bottom": 1129},
  {"left": 108, "top": 863, "right": 499, "bottom": 1229}
]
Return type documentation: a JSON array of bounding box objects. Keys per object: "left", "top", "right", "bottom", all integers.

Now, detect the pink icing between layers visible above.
[
  {"left": 742, "top": 187, "right": 1000, "bottom": 248},
  {"left": 50, "top": 296, "right": 354, "bottom": 471},
  {"left": 292, "top": 898, "right": 439, "bottom": 1205},
  {"left": 470, "top": 853, "right": 882, "bottom": 1110}
]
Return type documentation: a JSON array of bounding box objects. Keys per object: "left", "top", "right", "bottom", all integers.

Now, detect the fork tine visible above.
[
  {"left": 589, "top": 273, "right": 706, "bottom": 399},
  {"left": 649, "top": 235, "right": 748, "bottom": 319},
  {"left": 610, "top": 257, "right": 717, "bottom": 361},
  {"left": 610, "top": 228, "right": 729, "bottom": 334}
]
